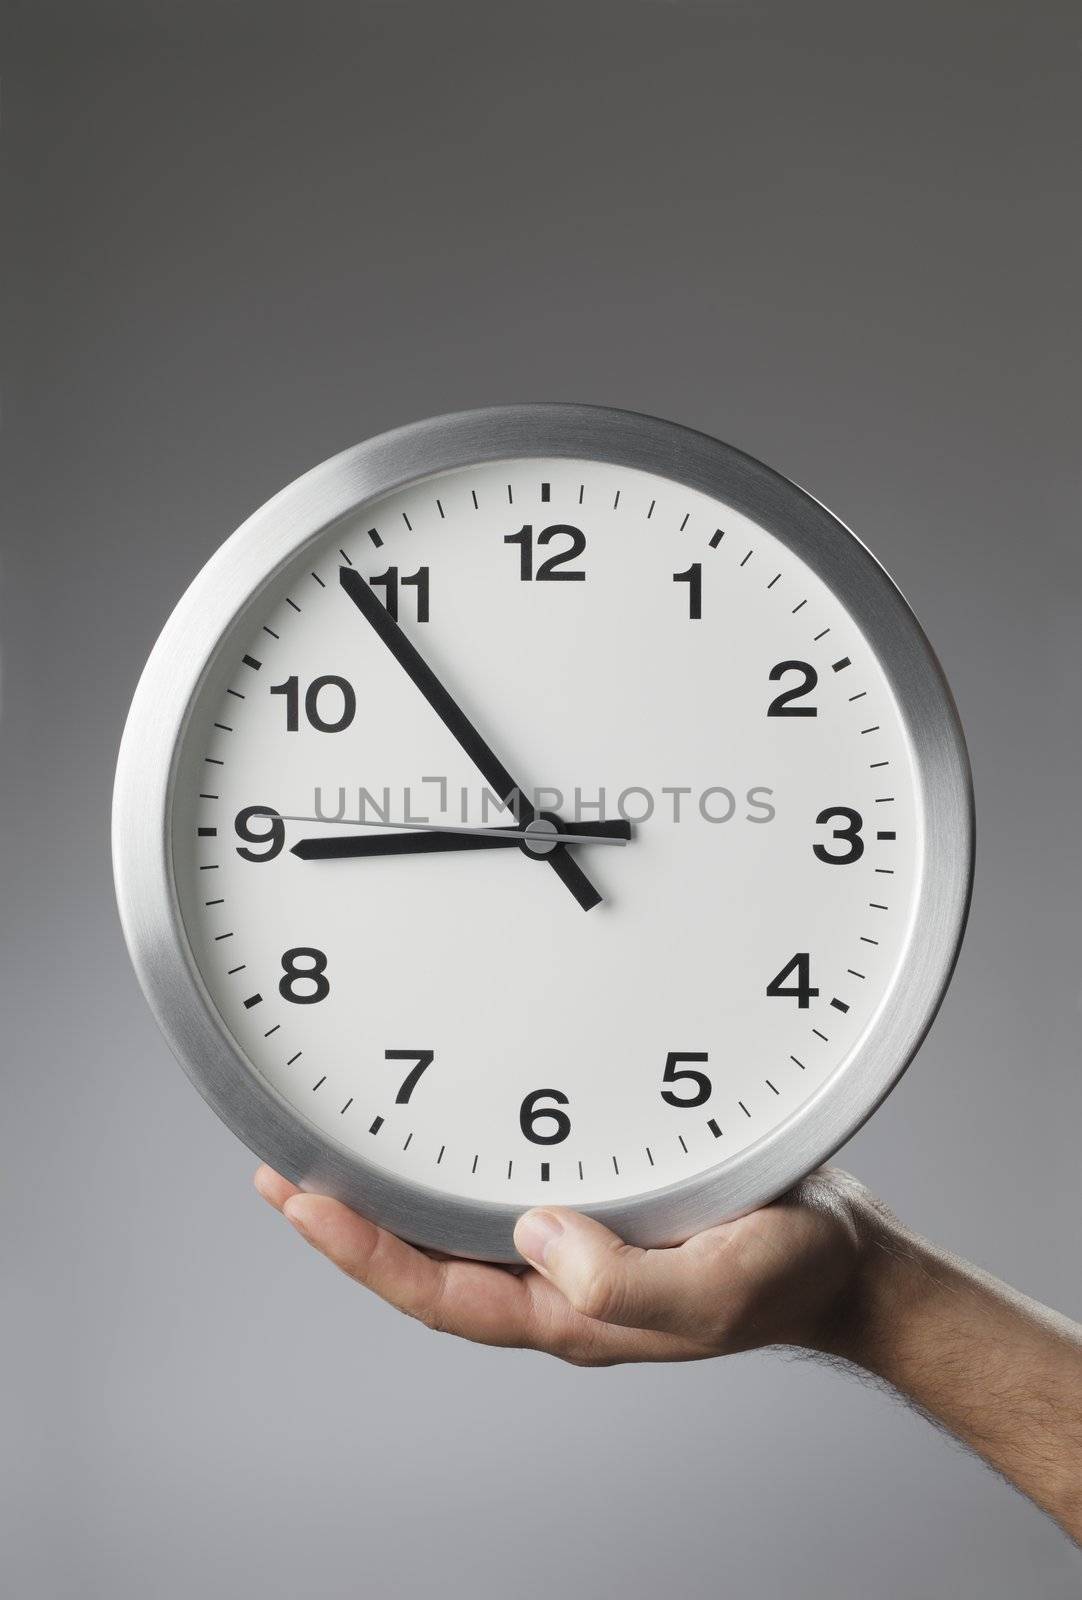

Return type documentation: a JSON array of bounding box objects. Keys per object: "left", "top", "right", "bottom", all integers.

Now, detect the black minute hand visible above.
[{"left": 339, "top": 566, "right": 604, "bottom": 911}]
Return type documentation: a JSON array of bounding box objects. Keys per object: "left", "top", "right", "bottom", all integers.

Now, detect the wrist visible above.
[
  {"left": 786, "top": 1173, "right": 1082, "bottom": 1543},
  {"left": 802, "top": 1176, "right": 935, "bottom": 1373}
]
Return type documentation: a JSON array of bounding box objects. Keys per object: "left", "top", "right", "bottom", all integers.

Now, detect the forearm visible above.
[
  {"left": 260, "top": 1158, "right": 1082, "bottom": 1535},
  {"left": 820, "top": 1192, "right": 1082, "bottom": 1540}
]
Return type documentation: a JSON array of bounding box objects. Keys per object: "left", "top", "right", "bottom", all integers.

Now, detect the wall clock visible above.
[{"left": 113, "top": 405, "right": 973, "bottom": 1261}]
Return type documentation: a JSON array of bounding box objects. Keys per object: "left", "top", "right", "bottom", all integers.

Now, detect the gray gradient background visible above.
[{"left": 2, "top": 2, "right": 1080, "bottom": 1595}]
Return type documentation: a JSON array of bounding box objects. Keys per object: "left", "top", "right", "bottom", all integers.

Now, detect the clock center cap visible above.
[{"left": 522, "top": 816, "right": 560, "bottom": 858}]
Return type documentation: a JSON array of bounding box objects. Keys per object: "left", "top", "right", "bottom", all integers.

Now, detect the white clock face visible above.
[{"left": 171, "top": 454, "right": 922, "bottom": 1209}]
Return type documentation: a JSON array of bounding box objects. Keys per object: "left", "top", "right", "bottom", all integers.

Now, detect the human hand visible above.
[
  {"left": 253, "top": 1164, "right": 869, "bottom": 1365},
  {"left": 253, "top": 1164, "right": 1082, "bottom": 1539}
]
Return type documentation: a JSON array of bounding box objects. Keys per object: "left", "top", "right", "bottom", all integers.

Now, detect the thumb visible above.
[{"left": 514, "top": 1207, "right": 701, "bottom": 1335}]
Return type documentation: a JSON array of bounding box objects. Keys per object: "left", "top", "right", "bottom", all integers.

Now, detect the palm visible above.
[{"left": 254, "top": 1165, "right": 858, "bottom": 1365}]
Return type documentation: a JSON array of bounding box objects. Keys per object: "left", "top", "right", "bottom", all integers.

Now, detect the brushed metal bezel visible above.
[{"left": 112, "top": 404, "right": 973, "bottom": 1262}]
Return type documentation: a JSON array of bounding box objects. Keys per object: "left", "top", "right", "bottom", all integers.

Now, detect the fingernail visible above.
[
  {"left": 515, "top": 1210, "right": 564, "bottom": 1267},
  {"left": 282, "top": 1196, "right": 311, "bottom": 1238}
]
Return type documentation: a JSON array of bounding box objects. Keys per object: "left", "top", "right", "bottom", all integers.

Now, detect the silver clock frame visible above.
[{"left": 113, "top": 404, "right": 974, "bottom": 1261}]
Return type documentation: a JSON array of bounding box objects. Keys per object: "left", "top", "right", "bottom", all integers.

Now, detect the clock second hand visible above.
[{"left": 339, "top": 565, "right": 605, "bottom": 911}]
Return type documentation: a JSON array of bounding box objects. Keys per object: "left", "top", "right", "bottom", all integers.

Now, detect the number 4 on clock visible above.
[{"left": 766, "top": 953, "right": 819, "bottom": 1008}]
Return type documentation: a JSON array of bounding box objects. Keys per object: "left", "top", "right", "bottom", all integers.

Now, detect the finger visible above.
[
  {"left": 272, "top": 1189, "right": 704, "bottom": 1362},
  {"left": 254, "top": 1165, "right": 300, "bottom": 1210},
  {"left": 282, "top": 1192, "right": 542, "bottom": 1348},
  {"left": 514, "top": 1207, "right": 733, "bottom": 1337},
  {"left": 518, "top": 1267, "right": 709, "bottom": 1365}
]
